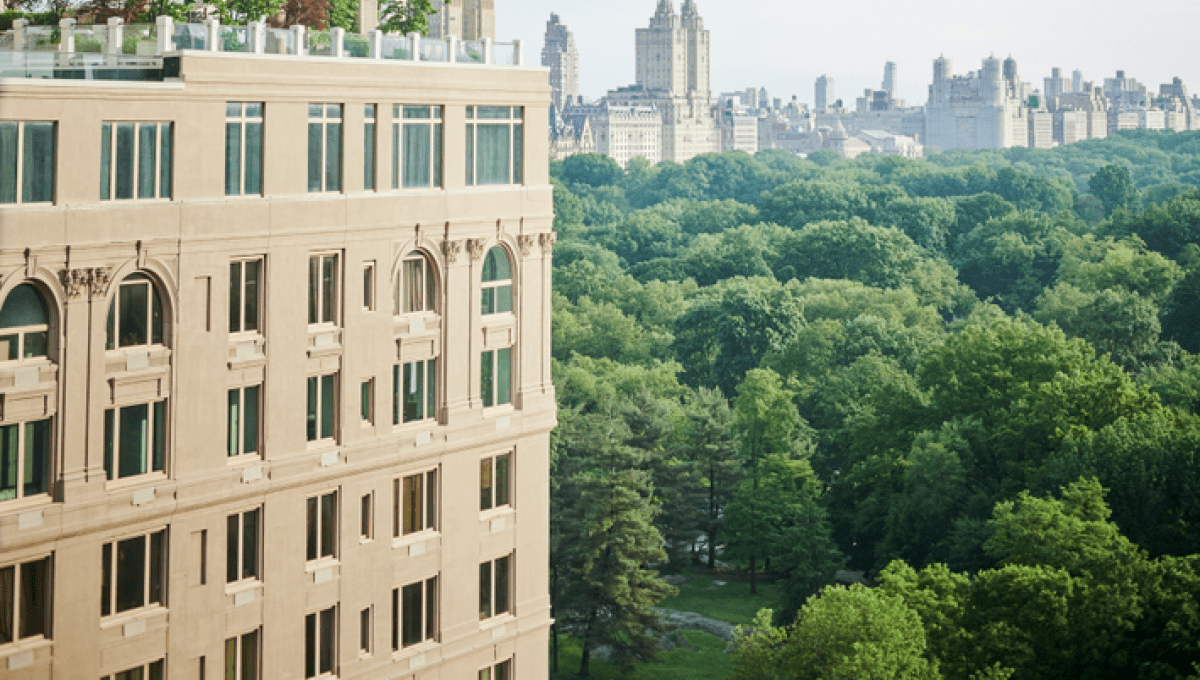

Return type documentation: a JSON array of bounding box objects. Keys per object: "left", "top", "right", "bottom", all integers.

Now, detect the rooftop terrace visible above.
[{"left": 0, "top": 16, "right": 526, "bottom": 81}]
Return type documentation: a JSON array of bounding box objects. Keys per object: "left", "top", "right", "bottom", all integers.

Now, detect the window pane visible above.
[
  {"left": 426, "top": 469, "right": 437, "bottom": 530},
  {"left": 106, "top": 297, "right": 115, "bottom": 350},
  {"left": 150, "top": 282, "right": 163, "bottom": 345},
  {"left": 497, "top": 659, "right": 510, "bottom": 680},
  {"left": 99, "top": 123, "right": 111, "bottom": 200},
  {"left": 160, "top": 124, "right": 172, "bottom": 198},
  {"left": 22, "top": 122, "right": 55, "bottom": 203},
  {"left": 306, "top": 496, "right": 318, "bottom": 560},
  {"left": 481, "top": 351, "right": 494, "bottom": 408},
  {"left": 426, "top": 359, "right": 437, "bottom": 424},
  {"left": 0, "top": 122, "right": 17, "bottom": 203},
  {"left": 243, "top": 508, "right": 259, "bottom": 580},
  {"left": 319, "top": 607, "right": 335, "bottom": 674},
  {"left": 464, "top": 123, "right": 473, "bottom": 185},
  {"left": 137, "top": 123, "right": 157, "bottom": 199},
  {"left": 0, "top": 566, "right": 12, "bottom": 643},
  {"left": 244, "top": 260, "right": 259, "bottom": 332},
  {"left": 476, "top": 125, "right": 510, "bottom": 185},
  {"left": 305, "top": 613, "right": 317, "bottom": 677},
  {"left": 19, "top": 557, "right": 48, "bottom": 639},
  {"left": 228, "top": 389, "right": 240, "bottom": 457},
  {"left": 227, "top": 514, "right": 239, "bottom": 583},
  {"left": 115, "top": 535, "right": 146, "bottom": 613},
  {"left": 392, "top": 365, "right": 400, "bottom": 426},
  {"left": 148, "top": 530, "right": 164, "bottom": 605},
  {"left": 225, "top": 637, "right": 238, "bottom": 680},
  {"left": 229, "top": 262, "right": 242, "bottom": 333},
  {"left": 242, "top": 631, "right": 258, "bottom": 680},
  {"left": 497, "top": 284, "right": 512, "bottom": 313},
  {"left": 104, "top": 409, "right": 114, "bottom": 481},
  {"left": 101, "top": 543, "right": 111, "bottom": 616},
  {"left": 363, "top": 265, "right": 372, "bottom": 310},
  {"left": 391, "top": 588, "right": 398, "bottom": 650},
  {"left": 22, "top": 420, "right": 49, "bottom": 497},
  {"left": 320, "top": 492, "right": 336, "bottom": 558},
  {"left": 320, "top": 373, "right": 335, "bottom": 439},
  {"left": 118, "top": 403, "right": 149, "bottom": 478},
  {"left": 401, "top": 582, "right": 421, "bottom": 647},
  {"left": 306, "top": 376, "right": 318, "bottom": 441},
  {"left": 496, "top": 454, "right": 510, "bottom": 507},
  {"left": 119, "top": 281, "right": 149, "bottom": 347},
  {"left": 244, "top": 385, "right": 259, "bottom": 455},
  {"left": 321, "top": 256, "right": 336, "bottom": 325},
  {"left": 115, "top": 123, "right": 135, "bottom": 200},
  {"left": 402, "top": 123, "right": 430, "bottom": 188},
  {"left": 0, "top": 425, "right": 15, "bottom": 500},
  {"left": 425, "top": 576, "right": 437, "bottom": 640},
  {"left": 308, "top": 257, "right": 319, "bottom": 325},
  {"left": 481, "top": 288, "right": 494, "bottom": 316},
  {"left": 495, "top": 555, "right": 510, "bottom": 614},
  {"left": 225, "top": 122, "right": 242, "bottom": 196},
  {"left": 325, "top": 122, "right": 341, "bottom": 192},
  {"left": 478, "top": 561, "right": 491, "bottom": 619},
  {"left": 403, "top": 361, "right": 423, "bottom": 422},
  {"left": 402, "top": 474, "right": 421, "bottom": 535},
  {"left": 433, "top": 123, "right": 443, "bottom": 188},
  {"left": 360, "top": 608, "right": 370, "bottom": 651},
  {"left": 497, "top": 347, "right": 511, "bottom": 405},
  {"left": 307, "top": 123, "right": 322, "bottom": 192},
  {"left": 244, "top": 121, "right": 263, "bottom": 195},
  {"left": 361, "top": 380, "right": 371, "bottom": 422},
  {"left": 364, "top": 121, "right": 375, "bottom": 191},
  {"left": 23, "top": 331, "right": 47, "bottom": 359},
  {"left": 149, "top": 659, "right": 164, "bottom": 680},
  {"left": 480, "top": 459, "right": 493, "bottom": 511},
  {"left": 152, "top": 401, "right": 165, "bottom": 472},
  {"left": 403, "top": 258, "right": 423, "bottom": 313},
  {"left": 512, "top": 123, "right": 523, "bottom": 185}
]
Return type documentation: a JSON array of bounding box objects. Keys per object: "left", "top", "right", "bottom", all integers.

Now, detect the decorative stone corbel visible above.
[
  {"left": 59, "top": 266, "right": 112, "bottom": 299},
  {"left": 467, "top": 238, "right": 487, "bottom": 262},
  {"left": 539, "top": 232, "right": 557, "bottom": 255},
  {"left": 443, "top": 240, "right": 463, "bottom": 264},
  {"left": 517, "top": 235, "right": 535, "bottom": 257},
  {"left": 88, "top": 267, "right": 112, "bottom": 297}
]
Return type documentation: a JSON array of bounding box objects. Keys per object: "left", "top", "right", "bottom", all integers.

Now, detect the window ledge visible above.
[
  {"left": 0, "top": 495, "right": 54, "bottom": 517},
  {"left": 99, "top": 604, "right": 167, "bottom": 631},
  {"left": 479, "top": 506, "right": 514, "bottom": 522},
  {"left": 481, "top": 404, "right": 515, "bottom": 419},
  {"left": 391, "top": 639, "right": 438, "bottom": 662},
  {"left": 0, "top": 636, "right": 52, "bottom": 661},
  {"left": 104, "top": 473, "right": 168, "bottom": 495},
  {"left": 304, "top": 558, "right": 340, "bottom": 574},
  {"left": 479, "top": 612, "right": 516, "bottom": 632},
  {"left": 391, "top": 530, "right": 439, "bottom": 552},
  {"left": 224, "top": 579, "right": 263, "bottom": 597}
]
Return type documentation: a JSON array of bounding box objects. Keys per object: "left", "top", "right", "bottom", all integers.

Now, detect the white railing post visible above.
[
  {"left": 249, "top": 21, "right": 265, "bottom": 54},
  {"left": 156, "top": 15, "right": 173, "bottom": 54},
  {"left": 59, "top": 18, "right": 75, "bottom": 54},
  {"left": 291, "top": 24, "right": 306, "bottom": 55},
  {"left": 368, "top": 29, "right": 381, "bottom": 59},
  {"left": 447, "top": 35, "right": 456, "bottom": 63},
  {"left": 512, "top": 38, "right": 523, "bottom": 66},
  {"left": 406, "top": 31, "right": 419, "bottom": 60},
  {"left": 481, "top": 36, "right": 492, "bottom": 64},
  {"left": 204, "top": 17, "right": 220, "bottom": 51},
  {"left": 106, "top": 17, "right": 124, "bottom": 55},
  {"left": 12, "top": 19, "right": 25, "bottom": 52},
  {"left": 331, "top": 27, "right": 344, "bottom": 57}
]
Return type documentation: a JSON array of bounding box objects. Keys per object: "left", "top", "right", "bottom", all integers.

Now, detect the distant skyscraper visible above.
[
  {"left": 1044, "top": 67, "right": 1070, "bottom": 100},
  {"left": 1072, "top": 69, "right": 1083, "bottom": 93},
  {"left": 542, "top": 13, "right": 579, "bottom": 114},
  {"left": 427, "top": 0, "right": 493, "bottom": 40},
  {"left": 816, "top": 74, "right": 834, "bottom": 109},
  {"left": 883, "top": 61, "right": 897, "bottom": 95}
]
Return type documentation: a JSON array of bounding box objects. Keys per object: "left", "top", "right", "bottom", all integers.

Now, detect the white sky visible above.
[{"left": 495, "top": 0, "right": 1200, "bottom": 108}]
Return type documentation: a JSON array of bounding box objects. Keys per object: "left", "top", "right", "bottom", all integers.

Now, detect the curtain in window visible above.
[
  {"left": 22, "top": 122, "right": 54, "bottom": 203},
  {"left": 0, "top": 565, "right": 13, "bottom": 644},
  {"left": 118, "top": 404, "right": 149, "bottom": 478},
  {"left": 225, "top": 122, "right": 242, "bottom": 195},
  {"left": 159, "top": 124, "right": 172, "bottom": 198},
  {"left": 497, "top": 347, "right": 512, "bottom": 405},
  {"left": 136, "top": 123, "right": 157, "bottom": 199},
  {"left": 404, "top": 258, "right": 423, "bottom": 312},
  {"left": 476, "top": 125, "right": 510, "bottom": 185},
  {"left": 23, "top": 420, "right": 49, "bottom": 497},
  {"left": 307, "top": 123, "right": 322, "bottom": 192},
  {"left": 0, "top": 424, "right": 16, "bottom": 500},
  {"left": 0, "top": 122, "right": 17, "bottom": 204},
  {"left": 402, "top": 123, "right": 431, "bottom": 188},
  {"left": 116, "top": 123, "right": 135, "bottom": 200},
  {"left": 244, "top": 121, "right": 262, "bottom": 195},
  {"left": 324, "top": 122, "right": 341, "bottom": 192}
]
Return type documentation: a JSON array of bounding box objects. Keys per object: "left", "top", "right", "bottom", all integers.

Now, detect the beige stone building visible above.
[
  {"left": 428, "top": 0, "right": 495, "bottom": 41},
  {"left": 0, "top": 17, "right": 552, "bottom": 680}
]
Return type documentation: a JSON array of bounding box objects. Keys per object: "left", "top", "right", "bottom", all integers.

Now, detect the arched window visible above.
[
  {"left": 106, "top": 273, "right": 164, "bottom": 350},
  {"left": 396, "top": 251, "right": 437, "bottom": 315},
  {"left": 0, "top": 283, "right": 50, "bottom": 361},
  {"left": 481, "top": 247, "right": 512, "bottom": 315}
]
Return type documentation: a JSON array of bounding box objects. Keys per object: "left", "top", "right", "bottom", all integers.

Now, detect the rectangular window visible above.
[
  {"left": 479, "top": 659, "right": 512, "bottom": 680},
  {"left": 0, "top": 418, "right": 51, "bottom": 501},
  {"left": 101, "top": 529, "right": 167, "bottom": 617},
  {"left": 0, "top": 555, "right": 51, "bottom": 644},
  {"left": 465, "top": 106, "right": 523, "bottom": 186},
  {"left": 478, "top": 554, "right": 511, "bottom": 620},
  {"left": 229, "top": 258, "right": 262, "bottom": 334},
  {"left": 100, "top": 121, "right": 172, "bottom": 200},
  {"left": 225, "top": 103, "right": 264, "bottom": 196},
  {"left": 479, "top": 452, "right": 511, "bottom": 511},
  {"left": 364, "top": 104, "right": 376, "bottom": 191},
  {"left": 362, "top": 262, "right": 375, "bottom": 311},
  {"left": 306, "top": 374, "right": 337, "bottom": 443},
  {"left": 393, "top": 469, "right": 437, "bottom": 537},
  {"left": 394, "top": 359, "right": 436, "bottom": 424},
  {"left": 226, "top": 508, "right": 261, "bottom": 583},
  {"left": 308, "top": 253, "right": 339, "bottom": 326},
  {"left": 480, "top": 348, "right": 512, "bottom": 408},
  {"left": 308, "top": 104, "right": 342, "bottom": 193},
  {"left": 0, "top": 121, "right": 55, "bottom": 204},
  {"left": 306, "top": 491, "right": 337, "bottom": 561},
  {"left": 360, "top": 606, "right": 371, "bottom": 654},
  {"left": 225, "top": 629, "right": 259, "bottom": 680},
  {"left": 391, "top": 575, "right": 437, "bottom": 650},
  {"left": 360, "top": 379, "right": 373, "bottom": 424},
  {"left": 393, "top": 105, "right": 443, "bottom": 189},
  {"left": 305, "top": 605, "right": 337, "bottom": 678},
  {"left": 227, "top": 385, "right": 261, "bottom": 457},
  {"left": 101, "top": 658, "right": 165, "bottom": 680},
  {"left": 360, "top": 493, "right": 372, "bottom": 540},
  {"left": 103, "top": 401, "right": 166, "bottom": 481}
]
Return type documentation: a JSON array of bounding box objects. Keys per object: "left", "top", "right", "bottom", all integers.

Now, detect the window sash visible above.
[
  {"left": 306, "top": 491, "right": 337, "bottom": 561},
  {"left": 103, "top": 530, "right": 166, "bottom": 617},
  {"left": 400, "top": 359, "right": 436, "bottom": 423},
  {"left": 0, "top": 555, "right": 50, "bottom": 644},
  {"left": 308, "top": 255, "right": 339, "bottom": 326},
  {"left": 104, "top": 402, "right": 166, "bottom": 480},
  {"left": 230, "top": 259, "right": 261, "bottom": 334},
  {"left": 305, "top": 606, "right": 337, "bottom": 678},
  {"left": 395, "top": 469, "right": 436, "bottom": 537},
  {"left": 225, "top": 630, "right": 260, "bottom": 680},
  {"left": 306, "top": 373, "right": 337, "bottom": 443},
  {"left": 0, "top": 419, "right": 50, "bottom": 501},
  {"left": 392, "top": 575, "right": 437, "bottom": 650},
  {"left": 228, "top": 385, "right": 260, "bottom": 457},
  {"left": 227, "top": 508, "right": 260, "bottom": 583},
  {"left": 101, "top": 122, "right": 170, "bottom": 201}
]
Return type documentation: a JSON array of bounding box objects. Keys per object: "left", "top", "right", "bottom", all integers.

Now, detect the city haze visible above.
[{"left": 497, "top": 0, "right": 1200, "bottom": 106}]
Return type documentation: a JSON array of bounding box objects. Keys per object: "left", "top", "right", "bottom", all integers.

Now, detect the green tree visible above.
[
  {"left": 680, "top": 387, "right": 741, "bottom": 569},
  {"left": 1089, "top": 163, "right": 1138, "bottom": 216},
  {"left": 378, "top": 0, "right": 437, "bottom": 34},
  {"left": 561, "top": 152, "right": 625, "bottom": 189}
]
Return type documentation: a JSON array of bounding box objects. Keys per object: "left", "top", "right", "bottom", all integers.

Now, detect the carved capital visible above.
[
  {"left": 517, "top": 235, "right": 535, "bottom": 257},
  {"left": 467, "top": 238, "right": 488, "bottom": 262},
  {"left": 60, "top": 267, "right": 111, "bottom": 299},
  {"left": 539, "top": 232, "right": 557, "bottom": 255},
  {"left": 443, "top": 240, "right": 463, "bottom": 265}
]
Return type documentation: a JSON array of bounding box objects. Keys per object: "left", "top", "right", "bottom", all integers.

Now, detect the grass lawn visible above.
[
  {"left": 656, "top": 573, "right": 781, "bottom": 626},
  {"left": 549, "top": 630, "right": 734, "bottom": 680}
]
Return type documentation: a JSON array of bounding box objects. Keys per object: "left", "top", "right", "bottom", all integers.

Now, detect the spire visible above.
[
  {"left": 655, "top": 0, "right": 674, "bottom": 18},
  {"left": 681, "top": 0, "right": 697, "bottom": 18}
]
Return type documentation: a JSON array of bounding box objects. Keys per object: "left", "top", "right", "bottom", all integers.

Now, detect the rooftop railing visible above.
[{"left": 0, "top": 16, "right": 525, "bottom": 76}]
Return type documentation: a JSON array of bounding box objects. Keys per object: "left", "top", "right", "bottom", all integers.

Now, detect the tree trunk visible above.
[
  {"left": 551, "top": 623, "right": 559, "bottom": 674},
  {"left": 579, "top": 646, "right": 591, "bottom": 678},
  {"left": 708, "top": 463, "right": 717, "bottom": 569},
  {"left": 749, "top": 554, "right": 757, "bottom": 595}
]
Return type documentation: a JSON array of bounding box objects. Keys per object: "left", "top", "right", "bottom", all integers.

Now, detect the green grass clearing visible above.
[
  {"left": 549, "top": 630, "right": 733, "bottom": 680},
  {"left": 656, "top": 573, "right": 780, "bottom": 626}
]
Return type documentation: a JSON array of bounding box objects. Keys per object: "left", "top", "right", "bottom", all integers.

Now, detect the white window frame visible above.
[
  {"left": 0, "top": 554, "right": 52, "bottom": 646},
  {"left": 225, "top": 102, "right": 264, "bottom": 197},
  {"left": 100, "top": 121, "right": 173, "bottom": 201},
  {"left": 101, "top": 528, "right": 168, "bottom": 618},
  {"left": 479, "top": 451, "right": 511, "bottom": 513},
  {"left": 227, "top": 384, "right": 261, "bottom": 459},
  {"left": 306, "top": 490, "right": 338, "bottom": 562},
  {"left": 0, "top": 120, "right": 56, "bottom": 205},
  {"left": 308, "top": 253, "right": 340, "bottom": 327},
  {"left": 229, "top": 257, "right": 263, "bottom": 336},
  {"left": 226, "top": 507, "right": 261, "bottom": 585},
  {"left": 393, "top": 468, "right": 437, "bottom": 538},
  {"left": 305, "top": 605, "right": 338, "bottom": 678},
  {"left": 306, "top": 373, "right": 338, "bottom": 444},
  {"left": 391, "top": 574, "right": 438, "bottom": 651},
  {"left": 0, "top": 417, "right": 52, "bottom": 503}
]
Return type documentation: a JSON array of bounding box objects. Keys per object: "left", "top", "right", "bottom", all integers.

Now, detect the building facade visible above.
[
  {"left": 925, "top": 55, "right": 1029, "bottom": 151},
  {"left": 428, "top": 0, "right": 494, "bottom": 41},
  {"left": 815, "top": 75, "right": 834, "bottom": 110},
  {"left": 541, "top": 13, "right": 579, "bottom": 116},
  {"left": 0, "top": 18, "right": 552, "bottom": 680}
]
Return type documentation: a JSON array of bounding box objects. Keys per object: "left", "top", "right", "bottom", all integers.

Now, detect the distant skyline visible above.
[{"left": 495, "top": 0, "right": 1200, "bottom": 108}]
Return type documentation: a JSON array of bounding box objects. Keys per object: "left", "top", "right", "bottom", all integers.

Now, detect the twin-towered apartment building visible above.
[{"left": 0, "top": 19, "right": 553, "bottom": 680}]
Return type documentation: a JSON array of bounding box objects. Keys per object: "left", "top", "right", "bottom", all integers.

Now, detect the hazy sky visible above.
[{"left": 494, "top": 0, "right": 1200, "bottom": 108}]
